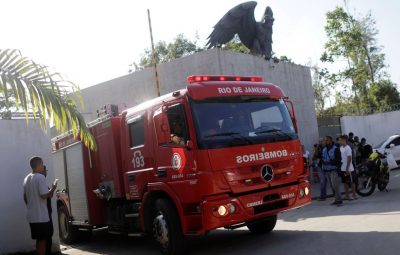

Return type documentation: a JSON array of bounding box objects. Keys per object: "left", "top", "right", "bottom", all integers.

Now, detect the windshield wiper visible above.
[
  {"left": 255, "top": 128, "right": 293, "bottom": 140},
  {"left": 204, "top": 132, "right": 253, "bottom": 145},
  {"left": 204, "top": 132, "right": 240, "bottom": 138}
]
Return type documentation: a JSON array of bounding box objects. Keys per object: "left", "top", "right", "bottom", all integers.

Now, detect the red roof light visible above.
[{"left": 187, "top": 75, "right": 263, "bottom": 84}]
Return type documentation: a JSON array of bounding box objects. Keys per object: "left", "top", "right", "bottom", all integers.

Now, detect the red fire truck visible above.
[{"left": 52, "top": 75, "right": 311, "bottom": 255}]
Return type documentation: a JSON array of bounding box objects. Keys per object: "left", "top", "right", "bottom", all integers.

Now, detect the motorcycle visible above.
[{"left": 356, "top": 152, "right": 390, "bottom": 197}]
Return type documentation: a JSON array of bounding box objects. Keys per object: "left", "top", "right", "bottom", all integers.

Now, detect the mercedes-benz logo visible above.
[{"left": 261, "top": 165, "right": 274, "bottom": 182}]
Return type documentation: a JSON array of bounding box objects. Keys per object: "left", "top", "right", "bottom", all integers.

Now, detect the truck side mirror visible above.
[
  {"left": 154, "top": 111, "right": 171, "bottom": 145},
  {"left": 390, "top": 143, "right": 395, "bottom": 149}
]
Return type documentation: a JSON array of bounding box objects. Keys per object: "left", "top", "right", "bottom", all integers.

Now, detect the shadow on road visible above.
[
  {"left": 64, "top": 228, "right": 400, "bottom": 255},
  {"left": 62, "top": 173, "right": 400, "bottom": 255},
  {"left": 280, "top": 172, "right": 400, "bottom": 222}
]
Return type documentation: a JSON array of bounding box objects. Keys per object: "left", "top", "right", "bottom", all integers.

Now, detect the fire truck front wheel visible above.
[
  {"left": 151, "top": 198, "right": 184, "bottom": 255},
  {"left": 246, "top": 214, "right": 277, "bottom": 234}
]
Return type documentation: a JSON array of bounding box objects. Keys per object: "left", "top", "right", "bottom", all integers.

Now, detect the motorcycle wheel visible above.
[
  {"left": 378, "top": 172, "right": 390, "bottom": 191},
  {"left": 356, "top": 171, "right": 376, "bottom": 197}
]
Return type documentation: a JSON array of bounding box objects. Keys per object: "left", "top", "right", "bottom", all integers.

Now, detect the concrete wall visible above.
[
  {"left": 0, "top": 120, "right": 59, "bottom": 254},
  {"left": 341, "top": 110, "right": 400, "bottom": 147},
  {"left": 78, "top": 49, "right": 318, "bottom": 151}
]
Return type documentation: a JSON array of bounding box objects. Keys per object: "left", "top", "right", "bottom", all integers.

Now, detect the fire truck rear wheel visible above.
[
  {"left": 246, "top": 215, "right": 277, "bottom": 234},
  {"left": 58, "top": 205, "right": 78, "bottom": 244},
  {"left": 151, "top": 198, "right": 184, "bottom": 255}
]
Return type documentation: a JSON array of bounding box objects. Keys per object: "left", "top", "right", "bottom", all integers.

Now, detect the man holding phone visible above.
[
  {"left": 43, "top": 165, "right": 57, "bottom": 255},
  {"left": 23, "top": 156, "right": 57, "bottom": 255}
]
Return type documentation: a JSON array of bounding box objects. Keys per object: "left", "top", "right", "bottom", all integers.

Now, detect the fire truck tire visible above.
[
  {"left": 246, "top": 215, "right": 277, "bottom": 234},
  {"left": 58, "top": 205, "right": 78, "bottom": 244},
  {"left": 152, "top": 199, "right": 184, "bottom": 255}
]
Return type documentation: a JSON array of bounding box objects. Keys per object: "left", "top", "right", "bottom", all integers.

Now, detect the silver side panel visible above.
[
  {"left": 65, "top": 143, "right": 89, "bottom": 222},
  {"left": 52, "top": 150, "right": 66, "bottom": 191}
]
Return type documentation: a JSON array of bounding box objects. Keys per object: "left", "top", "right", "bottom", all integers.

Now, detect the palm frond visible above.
[{"left": 0, "top": 49, "right": 96, "bottom": 150}]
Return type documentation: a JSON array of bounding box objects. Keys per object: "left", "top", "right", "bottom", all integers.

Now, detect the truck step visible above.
[
  {"left": 125, "top": 213, "right": 139, "bottom": 218},
  {"left": 127, "top": 232, "right": 145, "bottom": 237},
  {"left": 108, "top": 229, "right": 144, "bottom": 237}
]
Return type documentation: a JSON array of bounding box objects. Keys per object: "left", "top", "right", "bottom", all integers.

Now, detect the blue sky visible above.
[{"left": 2, "top": 0, "right": 399, "bottom": 89}]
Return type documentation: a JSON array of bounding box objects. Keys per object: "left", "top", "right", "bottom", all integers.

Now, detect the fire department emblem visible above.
[
  {"left": 171, "top": 153, "right": 182, "bottom": 170},
  {"left": 261, "top": 165, "right": 274, "bottom": 182}
]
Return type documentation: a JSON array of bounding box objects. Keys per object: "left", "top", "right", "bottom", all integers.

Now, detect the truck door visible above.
[
  {"left": 153, "top": 102, "right": 197, "bottom": 189},
  {"left": 125, "top": 113, "right": 151, "bottom": 200}
]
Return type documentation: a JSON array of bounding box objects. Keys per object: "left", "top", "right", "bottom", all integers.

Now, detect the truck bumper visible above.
[{"left": 201, "top": 180, "right": 311, "bottom": 231}]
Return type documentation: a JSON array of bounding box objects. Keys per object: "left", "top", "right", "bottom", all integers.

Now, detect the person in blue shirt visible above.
[{"left": 321, "top": 136, "right": 343, "bottom": 206}]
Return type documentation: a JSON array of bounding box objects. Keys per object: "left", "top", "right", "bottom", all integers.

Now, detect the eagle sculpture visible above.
[{"left": 206, "top": 1, "right": 274, "bottom": 60}]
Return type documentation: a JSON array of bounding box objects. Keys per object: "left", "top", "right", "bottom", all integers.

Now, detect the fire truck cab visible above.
[{"left": 53, "top": 75, "right": 311, "bottom": 255}]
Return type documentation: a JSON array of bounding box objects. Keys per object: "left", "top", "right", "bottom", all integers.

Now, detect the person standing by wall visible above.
[
  {"left": 312, "top": 143, "right": 322, "bottom": 183},
  {"left": 23, "top": 157, "right": 57, "bottom": 255},
  {"left": 321, "top": 136, "right": 343, "bottom": 205},
  {"left": 339, "top": 135, "right": 358, "bottom": 200},
  {"left": 42, "top": 165, "right": 54, "bottom": 255},
  {"left": 348, "top": 132, "right": 355, "bottom": 145},
  {"left": 313, "top": 140, "right": 324, "bottom": 198},
  {"left": 359, "top": 138, "right": 372, "bottom": 171},
  {"left": 353, "top": 136, "right": 361, "bottom": 165}
]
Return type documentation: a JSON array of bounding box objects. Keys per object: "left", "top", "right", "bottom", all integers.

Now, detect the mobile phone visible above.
[{"left": 53, "top": 179, "right": 59, "bottom": 186}]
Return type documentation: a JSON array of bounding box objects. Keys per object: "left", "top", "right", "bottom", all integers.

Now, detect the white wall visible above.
[
  {"left": 341, "top": 110, "right": 400, "bottom": 146},
  {"left": 76, "top": 49, "right": 319, "bottom": 152},
  {"left": 0, "top": 120, "right": 60, "bottom": 254}
]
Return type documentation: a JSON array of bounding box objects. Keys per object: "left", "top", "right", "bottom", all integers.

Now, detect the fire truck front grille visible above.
[{"left": 253, "top": 200, "right": 288, "bottom": 215}]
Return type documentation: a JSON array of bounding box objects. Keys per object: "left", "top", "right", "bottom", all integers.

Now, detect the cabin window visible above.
[
  {"left": 166, "top": 104, "right": 190, "bottom": 146},
  {"left": 128, "top": 116, "right": 145, "bottom": 147}
]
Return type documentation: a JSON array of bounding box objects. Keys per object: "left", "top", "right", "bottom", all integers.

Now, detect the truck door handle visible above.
[{"left": 157, "top": 169, "right": 167, "bottom": 178}]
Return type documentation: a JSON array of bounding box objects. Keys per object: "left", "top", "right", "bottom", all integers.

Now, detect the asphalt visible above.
[{"left": 61, "top": 170, "right": 400, "bottom": 255}]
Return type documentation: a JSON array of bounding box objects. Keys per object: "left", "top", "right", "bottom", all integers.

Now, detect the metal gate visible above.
[{"left": 317, "top": 117, "right": 342, "bottom": 139}]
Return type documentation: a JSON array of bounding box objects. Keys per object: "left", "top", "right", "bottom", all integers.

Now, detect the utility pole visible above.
[{"left": 147, "top": 9, "right": 161, "bottom": 97}]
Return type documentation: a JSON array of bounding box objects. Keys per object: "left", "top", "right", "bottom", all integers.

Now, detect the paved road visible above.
[{"left": 62, "top": 171, "right": 400, "bottom": 255}]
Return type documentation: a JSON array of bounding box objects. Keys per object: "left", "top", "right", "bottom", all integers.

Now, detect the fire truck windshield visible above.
[{"left": 190, "top": 97, "right": 298, "bottom": 149}]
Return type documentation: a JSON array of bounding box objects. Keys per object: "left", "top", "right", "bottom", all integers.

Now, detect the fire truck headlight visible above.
[
  {"left": 305, "top": 187, "right": 310, "bottom": 196},
  {"left": 217, "top": 205, "right": 228, "bottom": 216}
]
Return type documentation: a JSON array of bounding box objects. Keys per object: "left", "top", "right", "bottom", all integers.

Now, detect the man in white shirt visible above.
[
  {"left": 339, "top": 135, "right": 357, "bottom": 200},
  {"left": 23, "top": 157, "right": 57, "bottom": 255}
]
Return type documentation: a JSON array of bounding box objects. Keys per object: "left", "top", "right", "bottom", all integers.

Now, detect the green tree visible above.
[
  {"left": 0, "top": 49, "right": 95, "bottom": 149},
  {"left": 130, "top": 34, "right": 204, "bottom": 72},
  {"left": 311, "top": 66, "right": 332, "bottom": 115},
  {"left": 277, "top": 55, "right": 294, "bottom": 64},
  {"left": 222, "top": 35, "right": 250, "bottom": 54},
  {"left": 369, "top": 80, "right": 400, "bottom": 111},
  {"left": 223, "top": 36, "right": 294, "bottom": 63},
  {"left": 320, "top": 7, "right": 399, "bottom": 115}
]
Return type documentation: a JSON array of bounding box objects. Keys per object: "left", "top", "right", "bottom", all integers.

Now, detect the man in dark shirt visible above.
[{"left": 359, "top": 138, "right": 372, "bottom": 171}]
